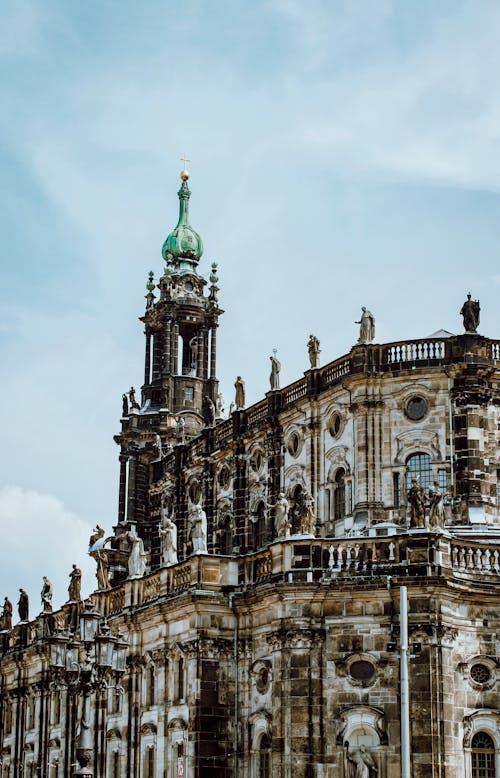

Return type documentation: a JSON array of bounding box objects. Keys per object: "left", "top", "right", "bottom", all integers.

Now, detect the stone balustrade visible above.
[{"left": 450, "top": 539, "right": 500, "bottom": 577}]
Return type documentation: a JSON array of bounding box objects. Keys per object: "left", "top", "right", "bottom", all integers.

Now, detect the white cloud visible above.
[{"left": 0, "top": 485, "right": 96, "bottom": 617}]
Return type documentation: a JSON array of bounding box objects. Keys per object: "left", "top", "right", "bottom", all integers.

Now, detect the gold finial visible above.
[{"left": 180, "top": 153, "right": 191, "bottom": 181}]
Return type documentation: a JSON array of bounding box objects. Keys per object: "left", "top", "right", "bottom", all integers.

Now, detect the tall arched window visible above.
[
  {"left": 406, "top": 452, "right": 433, "bottom": 492},
  {"left": 333, "top": 469, "right": 346, "bottom": 520},
  {"left": 252, "top": 502, "right": 267, "bottom": 550},
  {"left": 471, "top": 732, "right": 496, "bottom": 777},
  {"left": 259, "top": 733, "right": 271, "bottom": 778}
]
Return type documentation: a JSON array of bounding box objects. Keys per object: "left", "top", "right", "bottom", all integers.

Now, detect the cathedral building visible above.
[{"left": 0, "top": 170, "right": 499, "bottom": 778}]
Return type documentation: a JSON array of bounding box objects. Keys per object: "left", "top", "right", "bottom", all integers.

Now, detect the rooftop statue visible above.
[
  {"left": 355, "top": 307, "right": 375, "bottom": 344},
  {"left": 460, "top": 293, "right": 480, "bottom": 333},
  {"left": 307, "top": 335, "right": 321, "bottom": 369},
  {"left": 89, "top": 525, "right": 105, "bottom": 550},
  {"left": 41, "top": 577, "right": 53, "bottom": 613},
  {"left": 176, "top": 416, "right": 186, "bottom": 444},
  {"left": 128, "top": 386, "right": 140, "bottom": 411},
  {"left": 300, "top": 492, "right": 316, "bottom": 536},
  {"left": 428, "top": 481, "right": 445, "bottom": 528},
  {"left": 268, "top": 492, "right": 291, "bottom": 538},
  {"left": 159, "top": 505, "right": 178, "bottom": 567},
  {"left": 235, "top": 376, "right": 246, "bottom": 409},
  {"left": 68, "top": 564, "right": 82, "bottom": 602},
  {"left": 408, "top": 478, "right": 426, "bottom": 529},
  {"left": 204, "top": 395, "right": 216, "bottom": 427},
  {"left": 18, "top": 588, "right": 29, "bottom": 622},
  {"left": 95, "top": 551, "right": 110, "bottom": 591},
  {"left": 216, "top": 392, "right": 225, "bottom": 419},
  {"left": 122, "top": 393, "right": 129, "bottom": 416},
  {"left": 1, "top": 597, "right": 13, "bottom": 630},
  {"left": 269, "top": 352, "right": 281, "bottom": 390},
  {"left": 188, "top": 502, "right": 208, "bottom": 554},
  {"left": 127, "top": 529, "right": 148, "bottom": 579}
]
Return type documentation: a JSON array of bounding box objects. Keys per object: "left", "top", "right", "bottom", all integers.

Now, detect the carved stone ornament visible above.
[{"left": 394, "top": 429, "right": 442, "bottom": 464}]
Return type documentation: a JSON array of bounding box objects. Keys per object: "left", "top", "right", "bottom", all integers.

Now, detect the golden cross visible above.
[{"left": 180, "top": 153, "right": 191, "bottom": 169}]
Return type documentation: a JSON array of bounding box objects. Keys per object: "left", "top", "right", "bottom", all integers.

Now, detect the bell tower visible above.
[
  {"left": 141, "top": 167, "right": 223, "bottom": 435},
  {"left": 113, "top": 168, "right": 223, "bottom": 556}
]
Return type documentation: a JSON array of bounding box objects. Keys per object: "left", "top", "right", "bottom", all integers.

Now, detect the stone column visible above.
[
  {"left": 210, "top": 325, "right": 217, "bottom": 379},
  {"left": 164, "top": 320, "right": 171, "bottom": 376},
  {"left": 118, "top": 455, "right": 127, "bottom": 524}
]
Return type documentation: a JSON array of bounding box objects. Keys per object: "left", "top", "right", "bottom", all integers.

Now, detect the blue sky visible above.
[{"left": 1, "top": 0, "right": 500, "bottom": 613}]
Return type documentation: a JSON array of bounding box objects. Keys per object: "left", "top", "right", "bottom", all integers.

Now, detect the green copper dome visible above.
[{"left": 162, "top": 174, "right": 203, "bottom": 266}]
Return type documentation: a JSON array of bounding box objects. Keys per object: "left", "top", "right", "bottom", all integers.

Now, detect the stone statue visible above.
[
  {"left": 408, "top": 479, "right": 427, "bottom": 528},
  {"left": 159, "top": 506, "right": 178, "bottom": 567},
  {"left": 235, "top": 376, "right": 246, "bottom": 409},
  {"left": 428, "top": 481, "right": 445, "bottom": 528},
  {"left": 18, "top": 589, "right": 29, "bottom": 622},
  {"left": 300, "top": 492, "right": 316, "bottom": 535},
  {"left": 229, "top": 401, "right": 236, "bottom": 415},
  {"left": 128, "top": 386, "right": 140, "bottom": 411},
  {"left": 127, "top": 529, "right": 148, "bottom": 579},
  {"left": 356, "top": 307, "right": 375, "bottom": 344},
  {"left": 89, "top": 525, "right": 105, "bottom": 550},
  {"left": 189, "top": 335, "right": 198, "bottom": 372},
  {"left": 176, "top": 416, "right": 186, "bottom": 444},
  {"left": 460, "top": 293, "right": 480, "bottom": 333},
  {"left": 68, "top": 564, "right": 82, "bottom": 602},
  {"left": 307, "top": 335, "right": 321, "bottom": 369},
  {"left": 122, "top": 393, "right": 129, "bottom": 416},
  {"left": 41, "top": 577, "right": 53, "bottom": 613},
  {"left": 268, "top": 492, "right": 291, "bottom": 538},
  {"left": 95, "top": 551, "right": 110, "bottom": 590},
  {"left": 269, "top": 353, "right": 281, "bottom": 390},
  {"left": 205, "top": 395, "right": 216, "bottom": 427},
  {"left": 1, "top": 597, "right": 13, "bottom": 630},
  {"left": 154, "top": 433, "right": 162, "bottom": 461},
  {"left": 216, "top": 392, "right": 225, "bottom": 419},
  {"left": 188, "top": 502, "right": 208, "bottom": 554},
  {"left": 347, "top": 745, "right": 378, "bottom": 777}
]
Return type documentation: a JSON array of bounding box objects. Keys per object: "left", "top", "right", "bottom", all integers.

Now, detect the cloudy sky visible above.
[{"left": 1, "top": 0, "right": 500, "bottom": 615}]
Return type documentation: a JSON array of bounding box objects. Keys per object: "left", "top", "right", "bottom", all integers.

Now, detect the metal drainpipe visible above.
[
  {"left": 228, "top": 591, "right": 239, "bottom": 778},
  {"left": 400, "top": 585, "right": 411, "bottom": 778},
  {"left": 447, "top": 377, "right": 455, "bottom": 493}
]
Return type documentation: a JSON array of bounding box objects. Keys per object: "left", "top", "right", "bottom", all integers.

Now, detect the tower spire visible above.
[{"left": 162, "top": 163, "right": 203, "bottom": 268}]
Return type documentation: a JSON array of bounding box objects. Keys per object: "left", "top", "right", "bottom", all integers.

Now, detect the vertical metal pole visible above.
[{"left": 400, "top": 585, "right": 411, "bottom": 778}]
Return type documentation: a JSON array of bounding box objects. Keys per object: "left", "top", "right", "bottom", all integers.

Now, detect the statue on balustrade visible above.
[
  {"left": 460, "top": 293, "right": 480, "bottom": 333},
  {"left": 268, "top": 492, "right": 291, "bottom": 538},
  {"left": 1, "top": 597, "right": 13, "bottom": 630},
  {"left": 408, "top": 479, "right": 427, "bottom": 528},
  {"left": 122, "top": 393, "right": 129, "bottom": 416},
  {"left": 235, "top": 376, "right": 246, "bottom": 410},
  {"left": 95, "top": 551, "right": 110, "bottom": 591},
  {"left": 18, "top": 589, "right": 29, "bottom": 622},
  {"left": 347, "top": 745, "right": 378, "bottom": 777},
  {"left": 216, "top": 392, "right": 225, "bottom": 419},
  {"left": 428, "top": 481, "right": 445, "bottom": 528},
  {"left": 128, "top": 386, "right": 140, "bottom": 411},
  {"left": 204, "top": 395, "right": 216, "bottom": 427},
  {"left": 307, "top": 335, "right": 321, "bottom": 369},
  {"left": 176, "top": 416, "right": 186, "bottom": 445},
  {"left": 89, "top": 525, "right": 105, "bottom": 550},
  {"left": 159, "top": 505, "right": 178, "bottom": 566},
  {"left": 188, "top": 502, "right": 208, "bottom": 553},
  {"left": 127, "top": 529, "right": 148, "bottom": 579},
  {"left": 68, "top": 564, "right": 82, "bottom": 602},
  {"left": 269, "top": 352, "right": 281, "bottom": 390},
  {"left": 300, "top": 492, "right": 316, "bottom": 536},
  {"left": 41, "top": 577, "right": 53, "bottom": 613},
  {"left": 355, "top": 307, "right": 375, "bottom": 345}
]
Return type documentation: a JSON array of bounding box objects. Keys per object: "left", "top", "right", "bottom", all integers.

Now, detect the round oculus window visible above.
[
  {"left": 329, "top": 413, "right": 342, "bottom": 438},
  {"left": 349, "top": 660, "right": 376, "bottom": 682},
  {"left": 255, "top": 666, "right": 270, "bottom": 693},
  {"left": 287, "top": 432, "right": 301, "bottom": 457},
  {"left": 406, "top": 396, "right": 428, "bottom": 421},
  {"left": 470, "top": 663, "right": 491, "bottom": 684},
  {"left": 250, "top": 450, "right": 264, "bottom": 473},
  {"left": 184, "top": 281, "right": 193, "bottom": 292}
]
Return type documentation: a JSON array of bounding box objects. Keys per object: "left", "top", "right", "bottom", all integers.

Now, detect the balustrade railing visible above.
[
  {"left": 450, "top": 540, "right": 500, "bottom": 576},
  {"left": 384, "top": 338, "right": 446, "bottom": 366}
]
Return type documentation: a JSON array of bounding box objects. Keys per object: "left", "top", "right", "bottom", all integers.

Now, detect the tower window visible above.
[
  {"left": 393, "top": 473, "right": 400, "bottom": 508},
  {"left": 406, "top": 453, "right": 433, "bottom": 492},
  {"left": 471, "top": 731, "right": 495, "bottom": 777},
  {"left": 185, "top": 387, "right": 194, "bottom": 402},
  {"left": 333, "top": 469, "right": 346, "bottom": 520},
  {"left": 258, "top": 734, "right": 271, "bottom": 778}
]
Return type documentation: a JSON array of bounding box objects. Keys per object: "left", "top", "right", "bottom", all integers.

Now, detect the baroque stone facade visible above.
[{"left": 0, "top": 173, "right": 499, "bottom": 778}]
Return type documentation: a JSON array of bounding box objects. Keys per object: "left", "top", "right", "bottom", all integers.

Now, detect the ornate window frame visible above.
[
  {"left": 249, "top": 710, "right": 272, "bottom": 778},
  {"left": 463, "top": 709, "right": 500, "bottom": 777}
]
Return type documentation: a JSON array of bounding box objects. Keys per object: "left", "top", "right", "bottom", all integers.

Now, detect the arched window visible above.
[
  {"left": 290, "top": 485, "right": 304, "bottom": 533},
  {"left": 221, "top": 514, "right": 233, "bottom": 555},
  {"left": 259, "top": 733, "right": 271, "bottom": 778},
  {"left": 333, "top": 469, "right": 346, "bottom": 520},
  {"left": 111, "top": 750, "right": 120, "bottom": 778},
  {"left": 471, "top": 732, "right": 496, "bottom": 778},
  {"left": 252, "top": 502, "right": 267, "bottom": 550},
  {"left": 406, "top": 453, "right": 433, "bottom": 492}
]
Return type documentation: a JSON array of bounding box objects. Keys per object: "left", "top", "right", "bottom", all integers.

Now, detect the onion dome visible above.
[{"left": 162, "top": 170, "right": 203, "bottom": 266}]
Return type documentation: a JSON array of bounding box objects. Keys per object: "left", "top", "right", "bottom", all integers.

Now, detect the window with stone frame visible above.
[
  {"left": 405, "top": 452, "right": 433, "bottom": 492},
  {"left": 27, "top": 696, "right": 36, "bottom": 730},
  {"left": 144, "top": 746, "right": 155, "bottom": 778},
  {"left": 393, "top": 472, "right": 401, "bottom": 508},
  {"left": 146, "top": 665, "right": 155, "bottom": 707},
  {"left": 333, "top": 468, "right": 346, "bottom": 520},
  {"left": 258, "top": 733, "right": 271, "bottom": 778},
  {"left": 252, "top": 501, "right": 267, "bottom": 550},
  {"left": 52, "top": 689, "right": 61, "bottom": 725},
  {"left": 109, "top": 686, "right": 121, "bottom": 715},
  {"left": 175, "top": 656, "right": 185, "bottom": 701},
  {"left": 471, "top": 731, "right": 496, "bottom": 777},
  {"left": 111, "top": 750, "right": 120, "bottom": 778}
]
